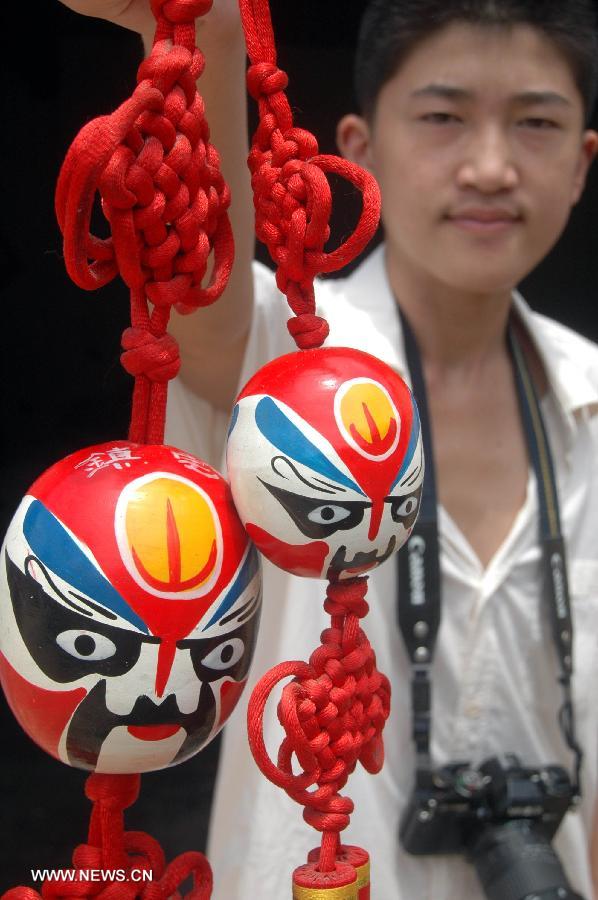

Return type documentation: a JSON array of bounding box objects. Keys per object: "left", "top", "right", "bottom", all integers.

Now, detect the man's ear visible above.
[
  {"left": 336, "top": 114, "right": 373, "bottom": 171},
  {"left": 572, "top": 129, "right": 598, "bottom": 204}
]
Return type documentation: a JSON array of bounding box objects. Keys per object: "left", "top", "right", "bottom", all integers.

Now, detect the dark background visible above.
[{"left": 1, "top": 1, "right": 598, "bottom": 888}]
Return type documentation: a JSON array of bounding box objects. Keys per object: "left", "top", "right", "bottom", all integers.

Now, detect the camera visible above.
[{"left": 400, "top": 753, "right": 583, "bottom": 899}]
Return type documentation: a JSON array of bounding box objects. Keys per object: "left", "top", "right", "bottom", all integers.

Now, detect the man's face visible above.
[{"left": 341, "top": 23, "right": 597, "bottom": 297}]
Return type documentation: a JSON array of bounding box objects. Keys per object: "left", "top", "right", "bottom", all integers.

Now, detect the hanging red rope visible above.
[
  {"left": 238, "top": 0, "right": 381, "bottom": 350},
  {"left": 55, "top": 0, "right": 234, "bottom": 444},
  {"left": 1, "top": 5, "right": 237, "bottom": 897},
  {"left": 228, "top": 4, "right": 393, "bottom": 892},
  {"left": 247, "top": 577, "right": 389, "bottom": 895},
  {"left": 2, "top": 775, "right": 212, "bottom": 900}
]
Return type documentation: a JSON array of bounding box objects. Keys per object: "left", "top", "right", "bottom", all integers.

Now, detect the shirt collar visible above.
[
  {"left": 511, "top": 290, "right": 598, "bottom": 427},
  {"left": 325, "top": 243, "right": 409, "bottom": 379}
]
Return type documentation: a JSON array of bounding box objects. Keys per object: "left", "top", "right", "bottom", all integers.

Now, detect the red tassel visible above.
[{"left": 246, "top": 576, "right": 390, "bottom": 891}]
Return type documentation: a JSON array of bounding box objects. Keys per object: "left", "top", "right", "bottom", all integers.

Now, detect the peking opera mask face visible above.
[
  {"left": 227, "top": 347, "right": 424, "bottom": 580},
  {"left": 0, "top": 443, "right": 262, "bottom": 774}
]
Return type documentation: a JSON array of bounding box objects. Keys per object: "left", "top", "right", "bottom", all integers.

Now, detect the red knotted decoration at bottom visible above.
[
  {"left": 1, "top": 774, "right": 212, "bottom": 900},
  {"left": 1, "top": 0, "right": 235, "bottom": 892},
  {"left": 247, "top": 577, "right": 390, "bottom": 898}
]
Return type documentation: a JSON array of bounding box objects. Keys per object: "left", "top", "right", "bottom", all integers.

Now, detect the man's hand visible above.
[
  {"left": 59, "top": 1, "right": 156, "bottom": 35},
  {"left": 59, "top": 0, "right": 243, "bottom": 48}
]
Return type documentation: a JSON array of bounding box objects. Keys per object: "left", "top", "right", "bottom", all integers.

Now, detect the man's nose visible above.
[{"left": 456, "top": 125, "right": 519, "bottom": 193}]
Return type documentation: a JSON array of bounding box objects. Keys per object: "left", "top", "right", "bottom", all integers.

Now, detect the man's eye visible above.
[
  {"left": 519, "top": 117, "right": 558, "bottom": 130},
  {"left": 56, "top": 630, "right": 117, "bottom": 661},
  {"left": 307, "top": 505, "right": 352, "bottom": 526},
  {"left": 420, "top": 112, "right": 461, "bottom": 124},
  {"left": 201, "top": 638, "right": 245, "bottom": 671}
]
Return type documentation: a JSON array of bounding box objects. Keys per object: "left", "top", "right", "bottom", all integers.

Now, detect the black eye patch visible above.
[
  {"left": 177, "top": 617, "right": 259, "bottom": 684},
  {"left": 5, "top": 553, "right": 155, "bottom": 683},
  {"left": 387, "top": 486, "right": 423, "bottom": 531},
  {"left": 259, "top": 479, "right": 370, "bottom": 539}
]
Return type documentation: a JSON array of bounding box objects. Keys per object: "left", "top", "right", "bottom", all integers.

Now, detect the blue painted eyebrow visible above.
[
  {"left": 255, "top": 397, "right": 363, "bottom": 495},
  {"left": 23, "top": 500, "right": 148, "bottom": 633},
  {"left": 390, "top": 404, "right": 422, "bottom": 492},
  {"left": 203, "top": 544, "right": 260, "bottom": 631}
]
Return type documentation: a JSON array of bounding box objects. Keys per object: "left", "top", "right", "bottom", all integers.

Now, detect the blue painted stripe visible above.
[
  {"left": 203, "top": 544, "right": 261, "bottom": 630},
  {"left": 23, "top": 500, "right": 148, "bottom": 633},
  {"left": 390, "top": 403, "right": 422, "bottom": 491},
  {"left": 255, "top": 397, "right": 363, "bottom": 495}
]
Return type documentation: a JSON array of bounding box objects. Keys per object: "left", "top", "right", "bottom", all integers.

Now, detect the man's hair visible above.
[{"left": 355, "top": 0, "right": 598, "bottom": 122}]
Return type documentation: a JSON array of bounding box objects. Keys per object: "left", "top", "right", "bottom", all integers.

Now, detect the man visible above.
[{"left": 59, "top": 1, "right": 598, "bottom": 897}]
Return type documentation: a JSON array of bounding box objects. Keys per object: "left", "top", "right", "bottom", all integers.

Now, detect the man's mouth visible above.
[
  {"left": 446, "top": 207, "right": 521, "bottom": 233},
  {"left": 328, "top": 535, "right": 397, "bottom": 577}
]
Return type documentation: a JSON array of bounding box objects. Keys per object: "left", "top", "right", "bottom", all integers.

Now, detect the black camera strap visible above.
[{"left": 396, "top": 307, "right": 582, "bottom": 798}]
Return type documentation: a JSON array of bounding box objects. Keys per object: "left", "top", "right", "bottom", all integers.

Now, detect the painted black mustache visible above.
[
  {"left": 328, "top": 535, "right": 397, "bottom": 576},
  {"left": 66, "top": 679, "right": 217, "bottom": 770}
]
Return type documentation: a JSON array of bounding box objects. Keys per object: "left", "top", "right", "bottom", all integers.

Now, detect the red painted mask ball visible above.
[
  {"left": 227, "top": 347, "right": 424, "bottom": 580},
  {"left": 0, "top": 443, "right": 262, "bottom": 773}
]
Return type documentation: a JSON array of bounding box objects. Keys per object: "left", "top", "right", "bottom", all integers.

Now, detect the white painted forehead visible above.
[
  {"left": 230, "top": 395, "right": 367, "bottom": 497},
  {"left": 3, "top": 496, "right": 146, "bottom": 634}
]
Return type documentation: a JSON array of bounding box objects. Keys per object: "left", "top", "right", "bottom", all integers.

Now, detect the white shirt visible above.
[{"left": 166, "top": 245, "right": 598, "bottom": 900}]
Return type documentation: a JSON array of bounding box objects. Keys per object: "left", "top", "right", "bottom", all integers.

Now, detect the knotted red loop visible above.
[
  {"left": 246, "top": 62, "right": 289, "bottom": 100},
  {"left": 247, "top": 577, "right": 390, "bottom": 875},
  {"left": 287, "top": 313, "right": 329, "bottom": 349},
  {"left": 121, "top": 327, "right": 181, "bottom": 383},
  {"left": 151, "top": 0, "right": 212, "bottom": 26},
  {"left": 56, "top": 0, "right": 232, "bottom": 444},
  {"left": 325, "top": 578, "right": 370, "bottom": 620},
  {"left": 84, "top": 773, "right": 140, "bottom": 810},
  {"left": 239, "top": 0, "right": 381, "bottom": 350},
  {"left": 56, "top": 36, "right": 232, "bottom": 310}
]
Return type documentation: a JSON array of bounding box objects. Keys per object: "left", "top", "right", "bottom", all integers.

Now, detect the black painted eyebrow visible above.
[
  {"left": 411, "top": 84, "right": 572, "bottom": 108},
  {"left": 271, "top": 456, "right": 348, "bottom": 495},
  {"left": 69, "top": 591, "right": 118, "bottom": 621},
  {"left": 219, "top": 592, "right": 259, "bottom": 627}
]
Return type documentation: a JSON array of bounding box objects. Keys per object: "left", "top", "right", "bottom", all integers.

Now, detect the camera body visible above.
[
  {"left": 400, "top": 753, "right": 572, "bottom": 855},
  {"left": 400, "top": 754, "right": 582, "bottom": 899}
]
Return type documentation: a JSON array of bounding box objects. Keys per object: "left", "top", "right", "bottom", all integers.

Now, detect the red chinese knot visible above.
[
  {"left": 239, "top": 0, "right": 381, "bottom": 350},
  {"left": 55, "top": 0, "right": 234, "bottom": 444}
]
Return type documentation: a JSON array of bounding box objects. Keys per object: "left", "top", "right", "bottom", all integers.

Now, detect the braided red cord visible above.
[
  {"left": 1, "top": 774, "right": 212, "bottom": 900},
  {"left": 55, "top": 0, "right": 233, "bottom": 444},
  {"left": 247, "top": 578, "right": 390, "bottom": 880},
  {"left": 238, "top": 0, "right": 381, "bottom": 350}
]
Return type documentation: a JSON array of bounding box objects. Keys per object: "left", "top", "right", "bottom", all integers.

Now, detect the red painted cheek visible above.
[
  {"left": 0, "top": 653, "right": 86, "bottom": 761},
  {"left": 219, "top": 678, "right": 247, "bottom": 726},
  {"left": 245, "top": 523, "right": 329, "bottom": 577}
]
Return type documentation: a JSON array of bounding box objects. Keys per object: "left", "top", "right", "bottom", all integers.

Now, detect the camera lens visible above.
[{"left": 469, "top": 820, "right": 583, "bottom": 900}]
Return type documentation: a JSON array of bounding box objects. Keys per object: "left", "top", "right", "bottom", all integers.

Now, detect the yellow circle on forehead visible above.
[
  {"left": 125, "top": 477, "right": 217, "bottom": 587},
  {"left": 339, "top": 380, "right": 396, "bottom": 446}
]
